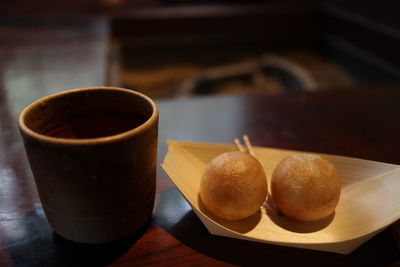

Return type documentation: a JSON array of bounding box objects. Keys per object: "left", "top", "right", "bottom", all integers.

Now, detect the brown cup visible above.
[{"left": 18, "top": 87, "right": 158, "bottom": 243}]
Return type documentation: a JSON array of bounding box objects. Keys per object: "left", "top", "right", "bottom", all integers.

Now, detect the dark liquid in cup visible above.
[{"left": 43, "top": 112, "right": 146, "bottom": 139}]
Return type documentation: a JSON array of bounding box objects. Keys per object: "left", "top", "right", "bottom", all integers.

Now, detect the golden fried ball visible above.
[
  {"left": 271, "top": 153, "right": 341, "bottom": 222},
  {"left": 199, "top": 151, "right": 268, "bottom": 220}
]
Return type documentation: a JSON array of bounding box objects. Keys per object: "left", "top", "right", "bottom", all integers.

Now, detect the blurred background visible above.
[{"left": 1, "top": 0, "right": 399, "bottom": 108}]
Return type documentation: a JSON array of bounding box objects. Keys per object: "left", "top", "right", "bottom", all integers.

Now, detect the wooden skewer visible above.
[
  {"left": 234, "top": 135, "right": 279, "bottom": 216},
  {"left": 235, "top": 135, "right": 255, "bottom": 157},
  {"left": 234, "top": 138, "right": 245, "bottom": 153},
  {"left": 243, "top": 135, "right": 255, "bottom": 157}
]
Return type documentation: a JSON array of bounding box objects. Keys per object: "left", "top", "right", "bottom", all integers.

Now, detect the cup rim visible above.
[{"left": 18, "top": 87, "right": 159, "bottom": 145}]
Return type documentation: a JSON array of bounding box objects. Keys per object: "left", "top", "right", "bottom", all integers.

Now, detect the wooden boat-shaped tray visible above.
[{"left": 161, "top": 140, "right": 400, "bottom": 254}]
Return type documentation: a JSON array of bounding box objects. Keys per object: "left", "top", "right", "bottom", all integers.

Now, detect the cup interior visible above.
[{"left": 20, "top": 88, "right": 156, "bottom": 140}]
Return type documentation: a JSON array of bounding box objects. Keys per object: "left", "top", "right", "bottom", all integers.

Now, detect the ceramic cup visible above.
[{"left": 18, "top": 87, "right": 158, "bottom": 243}]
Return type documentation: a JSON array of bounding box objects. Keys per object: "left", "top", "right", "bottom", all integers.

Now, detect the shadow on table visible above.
[
  {"left": 155, "top": 187, "right": 400, "bottom": 266},
  {"left": 7, "top": 208, "right": 149, "bottom": 267}
]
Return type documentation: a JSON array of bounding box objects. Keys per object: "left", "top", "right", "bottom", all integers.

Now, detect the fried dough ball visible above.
[
  {"left": 271, "top": 153, "right": 341, "bottom": 222},
  {"left": 199, "top": 151, "right": 268, "bottom": 221}
]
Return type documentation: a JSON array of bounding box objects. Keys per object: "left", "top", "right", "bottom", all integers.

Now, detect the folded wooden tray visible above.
[{"left": 161, "top": 140, "right": 400, "bottom": 254}]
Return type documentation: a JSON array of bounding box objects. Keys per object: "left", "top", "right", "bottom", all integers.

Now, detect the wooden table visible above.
[
  {"left": 1, "top": 87, "right": 400, "bottom": 266},
  {"left": 1, "top": 18, "right": 400, "bottom": 267}
]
